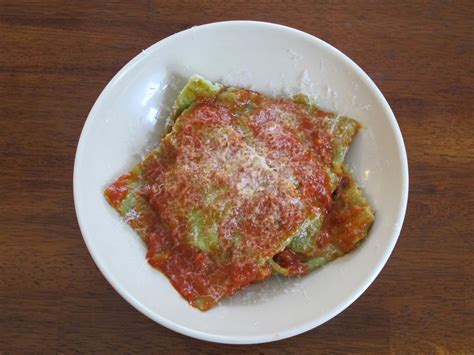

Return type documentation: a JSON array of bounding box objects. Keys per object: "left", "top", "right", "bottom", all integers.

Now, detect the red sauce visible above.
[
  {"left": 299, "top": 114, "right": 333, "bottom": 165},
  {"left": 275, "top": 175, "right": 373, "bottom": 276},
  {"left": 106, "top": 87, "right": 366, "bottom": 309},
  {"left": 146, "top": 218, "right": 271, "bottom": 310},
  {"left": 319, "top": 204, "right": 367, "bottom": 252},
  {"left": 245, "top": 101, "right": 334, "bottom": 209},
  {"left": 273, "top": 249, "right": 309, "bottom": 275},
  {"left": 104, "top": 172, "right": 137, "bottom": 208},
  {"left": 141, "top": 102, "right": 305, "bottom": 310}
]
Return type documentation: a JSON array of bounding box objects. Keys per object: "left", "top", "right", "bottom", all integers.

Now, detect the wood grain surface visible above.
[{"left": 1, "top": 1, "right": 473, "bottom": 353}]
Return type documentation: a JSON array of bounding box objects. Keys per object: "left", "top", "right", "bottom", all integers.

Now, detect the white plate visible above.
[{"left": 74, "top": 21, "right": 408, "bottom": 344}]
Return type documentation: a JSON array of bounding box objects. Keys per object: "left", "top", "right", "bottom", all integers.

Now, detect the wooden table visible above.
[{"left": 1, "top": 1, "right": 472, "bottom": 352}]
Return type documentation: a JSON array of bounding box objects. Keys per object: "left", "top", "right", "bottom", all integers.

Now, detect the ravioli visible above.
[
  {"left": 271, "top": 169, "right": 375, "bottom": 276},
  {"left": 173, "top": 77, "right": 368, "bottom": 267},
  {"left": 104, "top": 75, "right": 375, "bottom": 310},
  {"left": 106, "top": 94, "right": 312, "bottom": 310}
]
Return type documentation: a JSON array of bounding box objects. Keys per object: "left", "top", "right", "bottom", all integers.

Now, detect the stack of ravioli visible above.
[{"left": 105, "top": 75, "right": 375, "bottom": 311}]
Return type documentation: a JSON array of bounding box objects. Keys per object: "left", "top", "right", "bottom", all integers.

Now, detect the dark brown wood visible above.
[{"left": 1, "top": 1, "right": 473, "bottom": 352}]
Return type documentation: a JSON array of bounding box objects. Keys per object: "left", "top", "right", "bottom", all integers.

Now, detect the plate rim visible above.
[{"left": 73, "top": 20, "right": 409, "bottom": 344}]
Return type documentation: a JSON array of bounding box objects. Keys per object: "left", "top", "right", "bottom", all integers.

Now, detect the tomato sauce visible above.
[
  {"left": 105, "top": 84, "right": 371, "bottom": 309},
  {"left": 217, "top": 93, "right": 335, "bottom": 210},
  {"left": 104, "top": 172, "right": 137, "bottom": 208},
  {"left": 273, "top": 249, "right": 309, "bottom": 275},
  {"left": 147, "top": 227, "right": 271, "bottom": 310},
  {"left": 275, "top": 175, "right": 374, "bottom": 276},
  {"left": 141, "top": 102, "right": 307, "bottom": 310}
]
